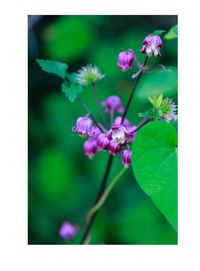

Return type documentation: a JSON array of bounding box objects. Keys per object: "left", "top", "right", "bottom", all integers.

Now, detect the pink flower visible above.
[
  {"left": 109, "top": 123, "right": 137, "bottom": 145},
  {"left": 117, "top": 49, "right": 135, "bottom": 71},
  {"left": 97, "top": 133, "right": 110, "bottom": 150},
  {"left": 59, "top": 221, "right": 79, "bottom": 241},
  {"left": 113, "top": 116, "right": 130, "bottom": 127},
  {"left": 84, "top": 137, "right": 98, "bottom": 159},
  {"left": 102, "top": 96, "right": 124, "bottom": 115},
  {"left": 108, "top": 140, "right": 122, "bottom": 156},
  {"left": 141, "top": 34, "right": 162, "bottom": 57},
  {"left": 72, "top": 116, "right": 94, "bottom": 137},
  {"left": 122, "top": 149, "right": 132, "bottom": 168}
]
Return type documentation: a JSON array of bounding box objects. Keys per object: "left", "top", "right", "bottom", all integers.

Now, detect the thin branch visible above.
[
  {"left": 78, "top": 98, "right": 105, "bottom": 133},
  {"left": 121, "top": 56, "right": 149, "bottom": 124},
  {"left": 86, "top": 167, "right": 127, "bottom": 226},
  {"left": 81, "top": 155, "right": 114, "bottom": 244}
]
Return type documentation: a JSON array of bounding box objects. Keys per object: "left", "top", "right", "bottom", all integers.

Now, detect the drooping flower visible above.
[
  {"left": 159, "top": 98, "right": 177, "bottom": 122},
  {"left": 76, "top": 64, "right": 105, "bottom": 86},
  {"left": 83, "top": 137, "right": 98, "bottom": 159},
  {"left": 59, "top": 221, "right": 79, "bottom": 241},
  {"left": 141, "top": 34, "right": 162, "bottom": 57},
  {"left": 72, "top": 115, "right": 94, "bottom": 137},
  {"left": 117, "top": 49, "right": 135, "bottom": 71},
  {"left": 97, "top": 133, "right": 110, "bottom": 150},
  {"left": 122, "top": 149, "right": 132, "bottom": 168},
  {"left": 102, "top": 96, "right": 124, "bottom": 115},
  {"left": 111, "top": 125, "right": 126, "bottom": 144},
  {"left": 110, "top": 123, "right": 137, "bottom": 145},
  {"left": 123, "top": 125, "right": 137, "bottom": 143},
  {"left": 108, "top": 140, "right": 122, "bottom": 156}
]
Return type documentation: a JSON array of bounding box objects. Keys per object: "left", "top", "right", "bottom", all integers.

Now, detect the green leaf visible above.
[
  {"left": 164, "top": 25, "right": 178, "bottom": 40},
  {"left": 36, "top": 59, "right": 68, "bottom": 79},
  {"left": 132, "top": 121, "right": 178, "bottom": 231},
  {"left": 61, "top": 81, "right": 83, "bottom": 103},
  {"left": 138, "top": 108, "right": 153, "bottom": 118},
  {"left": 135, "top": 66, "right": 177, "bottom": 102},
  {"left": 152, "top": 30, "right": 166, "bottom": 36}
]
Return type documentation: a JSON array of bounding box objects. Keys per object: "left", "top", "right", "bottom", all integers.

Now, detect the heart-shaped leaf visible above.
[{"left": 132, "top": 121, "right": 178, "bottom": 231}]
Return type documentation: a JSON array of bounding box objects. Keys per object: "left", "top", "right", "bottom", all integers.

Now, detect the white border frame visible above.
[{"left": 1, "top": 0, "right": 200, "bottom": 270}]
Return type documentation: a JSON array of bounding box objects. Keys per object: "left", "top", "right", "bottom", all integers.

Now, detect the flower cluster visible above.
[
  {"left": 141, "top": 34, "right": 162, "bottom": 57},
  {"left": 72, "top": 96, "right": 136, "bottom": 168},
  {"left": 117, "top": 33, "right": 163, "bottom": 74}
]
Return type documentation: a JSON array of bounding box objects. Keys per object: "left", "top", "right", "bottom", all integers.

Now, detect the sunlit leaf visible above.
[
  {"left": 36, "top": 59, "right": 68, "bottom": 79},
  {"left": 135, "top": 66, "right": 177, "bottom": 102},
  {"left": 152, "top": 30, "right": 166, "bottom": 36},
  {"left": 62, "top": 81, "right": 83, "bottom": 103},
  {"left": 164, "top": 25, "right": 178, "bottom": 40},
  {"left": 132, "top": 121, "right": 178, "bottom": 231}
]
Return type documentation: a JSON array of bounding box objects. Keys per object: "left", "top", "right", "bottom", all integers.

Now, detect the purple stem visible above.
[{"left": 121, "top": 56, "right": 149, "bottom": 124}]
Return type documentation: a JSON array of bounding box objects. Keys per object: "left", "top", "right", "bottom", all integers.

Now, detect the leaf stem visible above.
[{"left": 132, "top": 117, "right": 153, "bottom": 133}]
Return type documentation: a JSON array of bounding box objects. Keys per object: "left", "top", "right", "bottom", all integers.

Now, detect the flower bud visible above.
[
  {"left": 72, "top": 116, "right": 93, "bottom": 137},
  {"left": 59, "top": 221, "right": 79, "bottom": 241},
  {"left": 122, "top": 149, "right": 132, "bottom": 168},
  {"left": 141, "top": 34, "right": 162, "bottom": 57},
  {"left": 109, "top": 140, "right": 122, "bottom": 156},
  {"left": 102, "top": 96, "right": 124, "bottom": 115},
  {"left": 97, "top": 133, "right": 110, "bottom": 150},
  {"left": 117, "top": 49, "right": 135, "bottom": 71},
  {"left": 84, "top": 138, "right": 98, "bottom": 159}
]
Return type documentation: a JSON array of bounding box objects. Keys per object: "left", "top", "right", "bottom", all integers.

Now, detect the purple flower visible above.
[
  {"left": 122, "top": 149, "right": 132, "bottom": 168},
  {"left": 102, "top": 96, "right": 124, "bottom": 115},
  {"left": 109, "top": 123, "right": 137, "bottom": 145},
  {"left": 111, "top": 125, "right": 126, "bottom": 144},
  {"left": 59, "top": 221, "right": 79, "bottom": 241},
  {"left": 84, "top": 137, "right": 98, "bottom": 159},
  {"left": 123, "top": 125, "right": 137, "bottom": 143},
  {"left": 141, "top": 34, "right": 162, "bottom": 57},
  {"left": 72, "top": 116, "right": 94, "bottom": 137},
  {"left": 113, "top": 116, "right": 130, "bottom": 127},
  {"left": 109, "top": 140, "right": 122, "bottom": 156},
  {"left": 117, "top": 49, "right": 135, "bottom": 71},
  {"left": 91, "top": 126, "right": 101, "bottom": 137},
  {"left": 97, "top": 133, "right": 110, "bottom": 150}
]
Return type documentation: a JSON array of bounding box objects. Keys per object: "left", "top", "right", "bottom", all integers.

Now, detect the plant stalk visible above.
[
  {"left": 81, "top": 155, "right": 114, "bottom": 244},
  {"left": 121, "top": 56, "right": 149, "bottom": 124}
]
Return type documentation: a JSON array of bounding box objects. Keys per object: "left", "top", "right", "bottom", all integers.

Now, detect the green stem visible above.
[
  {"left": 86, "top": 167, "right": 127, "bottom": 226},
  {"left": 81, "top": 155, "right": 114, "bottom": 244}
]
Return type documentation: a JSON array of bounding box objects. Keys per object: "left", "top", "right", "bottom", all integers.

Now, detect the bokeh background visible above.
[{"left": 28, "top": 15, "right": 178, "bottom": 244}]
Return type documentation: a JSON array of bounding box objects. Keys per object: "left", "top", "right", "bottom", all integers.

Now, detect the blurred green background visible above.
[{"left": 28, "top": 15, "right": 178, "bottom": 244}]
